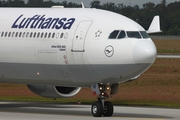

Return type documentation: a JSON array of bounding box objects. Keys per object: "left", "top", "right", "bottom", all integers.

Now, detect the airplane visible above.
[{"left": 0, "top": 4, "right": 162, "bottom": 117}]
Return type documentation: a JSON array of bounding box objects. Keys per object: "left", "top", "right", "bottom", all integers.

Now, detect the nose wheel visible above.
[
  {"left": 103, "top": 101, "right": 114, "bottom": 116},
  {"left": 91, "top": 84, "right": 118, "bottom": 117},
  {"left": 91, "top": 101, "right": 113, "bottom": 117},
  {"left": 91, "top": 101, "right": 103, "bottom": 117}
]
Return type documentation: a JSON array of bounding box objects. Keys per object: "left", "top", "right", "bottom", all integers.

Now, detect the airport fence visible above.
[{"left": 150, "top": 35, "right": 180, "bottom": 40}]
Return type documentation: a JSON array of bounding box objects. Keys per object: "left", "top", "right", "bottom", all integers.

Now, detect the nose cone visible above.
[{"left": 133, "top": 40, "right": 157, "bottom": 64}]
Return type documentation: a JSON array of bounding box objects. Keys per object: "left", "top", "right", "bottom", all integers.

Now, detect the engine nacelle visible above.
[{"left": 27, "top": 85, "right": 81, "bottom": 98}]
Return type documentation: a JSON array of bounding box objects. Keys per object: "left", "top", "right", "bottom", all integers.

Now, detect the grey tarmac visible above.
[{"left": 0, "top": 102, "right": 179, "bottom": 120}]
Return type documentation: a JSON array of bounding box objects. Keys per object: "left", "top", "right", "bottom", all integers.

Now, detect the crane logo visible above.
[{"left": 104, "top": 45, "right": 114, "bottom": 57}]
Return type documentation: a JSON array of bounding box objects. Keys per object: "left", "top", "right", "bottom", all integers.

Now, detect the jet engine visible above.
[{"left": 27, "top": 85, "right": 81, "bottom": 98}]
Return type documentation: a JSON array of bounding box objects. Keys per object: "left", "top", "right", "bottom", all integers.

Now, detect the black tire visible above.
[
  {"left": 91, "top": 101, "right": 103, "bottom": 117},
  {"left": 103, "top": 101, "right": 114, "bottom": 117}
]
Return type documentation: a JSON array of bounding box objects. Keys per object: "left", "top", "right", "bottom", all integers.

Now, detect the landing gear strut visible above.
[{"left": 91, "top": 83, "right": 118, "bottom": 117}]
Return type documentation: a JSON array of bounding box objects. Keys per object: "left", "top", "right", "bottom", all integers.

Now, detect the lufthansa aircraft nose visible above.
[{"left": 133, "top": 40, "right": 157, "bottom": 64}]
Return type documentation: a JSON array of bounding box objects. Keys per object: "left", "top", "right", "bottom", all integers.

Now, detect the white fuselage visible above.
[{"left": 0, "top": 8, "right": 156, "bottom": 87}]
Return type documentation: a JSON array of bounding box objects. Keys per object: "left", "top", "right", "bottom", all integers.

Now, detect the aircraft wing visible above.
[{"left": 157, "top": 54, "right": 180, "bottom": 58}]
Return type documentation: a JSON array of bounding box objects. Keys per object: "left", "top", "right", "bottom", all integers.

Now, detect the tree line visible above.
[{"left": 0, "top": 0, "right": 180, "bottom": 35}]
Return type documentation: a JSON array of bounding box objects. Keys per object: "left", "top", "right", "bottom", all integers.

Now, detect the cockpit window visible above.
[
  {"left": 108, "top": 30, "right": 119, "bottom": 39},
  {"left": 140, "top": 31, "right": 150, "bottom": 38},
  {"left": 117, "top": 30, "right": 126, "bottom": 39},
  {"left": 127, "top": 31, "right": 141, "bottom": 39},
  {"left": 109, "top": 30, "right": 147, "bottom": 39}
]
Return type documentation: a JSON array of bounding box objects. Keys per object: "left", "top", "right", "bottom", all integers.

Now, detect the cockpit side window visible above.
[
  {"left": 117, "top": 30, "right": 126, "bottom": 39},
  {"left": 140, "top": 31, "right": 150, "bottom": 38},
  {"left": 108, "top": 30, "right": 119, "bottom": 39},
  {"left": 127, "top": 31, "right": 141, "bottom": 39}
]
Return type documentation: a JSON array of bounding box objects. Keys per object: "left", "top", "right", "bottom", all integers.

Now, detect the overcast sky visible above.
[{"left": 51, "top": 0, "right": 180, "bottom": 7}]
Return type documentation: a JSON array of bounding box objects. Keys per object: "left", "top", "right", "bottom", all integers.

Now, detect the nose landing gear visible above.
[
  {"left": 91, "top": 101, "right": 114, "bottom": 117},
  {"left": 91, "top": 83, "right": 118, "bottom": 117}
]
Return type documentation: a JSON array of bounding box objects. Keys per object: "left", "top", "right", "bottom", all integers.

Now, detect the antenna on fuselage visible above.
[{"left": 81, "top": 2, "right": 85, "bottom": 8}]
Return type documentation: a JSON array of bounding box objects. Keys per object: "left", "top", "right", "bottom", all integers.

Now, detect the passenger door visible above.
[{"left": 71, "top": 21, "right": 92, "bottom": 52}]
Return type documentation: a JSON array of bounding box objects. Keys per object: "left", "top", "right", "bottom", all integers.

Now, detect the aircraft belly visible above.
[
  {"left": 0, "top": 63, "right": 71, "bottom": 84},
  {"left": 69, "top": 63, "right": 151, "bottom": 85},
  {"left": 0, "top": 63, "right": 150, "bottom": 86}
]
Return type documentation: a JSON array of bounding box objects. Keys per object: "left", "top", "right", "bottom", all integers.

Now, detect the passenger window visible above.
[
  {"left": 117, "top": 30, "right": 126, "bottom": 39},
  {"left": 37, "top": 32, "right": 40, "bottom": 38},
  {"left": 52, "top": 33, "right": 55, "bottom": 38},
  {"left": 48, "top": 33, "right": 51, "bottom": 38},
  {"left": 12, "top": 32, "right": 15, "bottom": 37},
  {"left": 109, "top": 30, "right": 119, "bottom": 39},
  {"left": 8, "top": 32, "right": 11, "bottom": 37},
  {"left": 19, "top": 32, "right": 22, "bottom": 37},
  {"left": 30, "top": 32, "right": 33, "bottom": 38},
  {"left": 1, "top": 32, "right": 4, "bottom": 37},
  {"left": 41, "top": 33, "right": 44, "bottom": 38},
  {"left": 15, "top": 32, "right": 18, "bottom": 37},
  {"left": 33, "top": 32, "right": 36, "bottom": 38},
  {"left": 60, "top": 33, "right": 64, "bottom": 38},
  {"left": 56, "top": 33, "right": 59, "bottom": 38},
  {"left": 22, "top": 32, "right": 25, "bottom": 38},
  {"left": 44, "top": 33, "right": 47, "bottom": 38},
  {"left": 5, "top": 32, "right": 8, "bottom": 37},
  {"left": 26, "top": 32, "right": 29, "bottom": 38},
  {"left": 127, "top": 31, "right": 141, "bottom": 39},
  {"left": 64, "top": 33, "right": 68, "bottom": 39}
]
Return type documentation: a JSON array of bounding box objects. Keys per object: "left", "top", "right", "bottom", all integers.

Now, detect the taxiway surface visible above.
[{"left": 0, "top": 102, "right": 179, "bottom": 120}]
